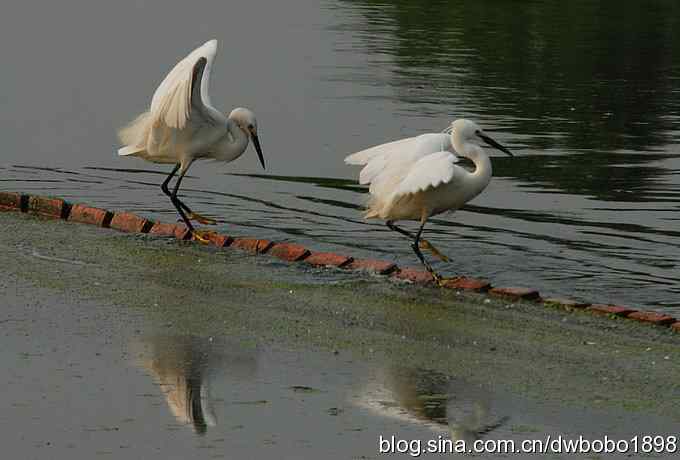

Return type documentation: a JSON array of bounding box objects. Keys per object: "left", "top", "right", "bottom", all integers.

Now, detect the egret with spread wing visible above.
[
  {"left": 117, "top": 40, "right": 265, "bottom": 243},
  {"left": 345, "top": 119, "right": 513, "bottom": 284}
]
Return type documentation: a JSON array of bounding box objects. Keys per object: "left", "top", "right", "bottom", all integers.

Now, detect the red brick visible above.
[
  {"left": 587, "top": 304, "right": 635, "bottom": 317},
  {"left": 543, "top": 298, "right": 590, "bottom": 309},
  {"left": 440, "top": 277, "right": 491, "bottom": 292},
  {"left": 269, "top": 243, "right": 311, "bottom": 262},
  {"left": 392, "top": 268, "right": 434, "bottom": 284},
  {"left": 671, "top": 322, "right": 680, "bottom": 333},
  {"left": 68, "top": 204, "right": 111, "bottom": 227},
  {"left": 27, "top": 195, "right": 67, "bottom": 218},
  {"left": 0, "top": 191, "right": 22, "bottom": 211},
  {"left": 231, "top": 238, "right": 273, "bottom": 254},
  {"left": 305, "top": 252, "right": 353, "bottom": 268},
  {"left": 490, "top": 287, "right": 540, "bottom": 301},
  {"left": 149, "top": 222, "right": 191, "bottom": 240},
  {"left": 627, "top": 311, "right": 676, "bottom": 326},
  {"left": 346, "top": 258, "right": 398, "bottom": 275},
  {"left": 110, "top": 212, "right": 150, "bottom": 233},
  {"left": 205, "top": 233, "right": 233, "bottom": 247}
]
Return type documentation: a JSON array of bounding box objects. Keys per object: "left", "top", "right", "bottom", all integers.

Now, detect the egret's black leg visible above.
[
  {"left": 161, "top": 163, "right": 216, "bottom": 225},
  {"left": 161, "top": 163, "right": 194, "bottom": 231},
  {"left": 161, "top": 163, "right": 195, "bottom": 218},
  {"left": 386, "top": 220, "right": 416, "bottom": 239},
  {"left": 170, "top": 164, "right": 216, "bottom": 244},
  {"left": 410, "top": 218, "right": 442, "bottom": 282},
  {"left": 164, "top": 163, "right": 196, "bottom": 233},
  {"left": 386, "top": 221, "right": 450, "bottom": 262},
  {"left": 161, "top": 163, "right": 180, "bottom": 199}
]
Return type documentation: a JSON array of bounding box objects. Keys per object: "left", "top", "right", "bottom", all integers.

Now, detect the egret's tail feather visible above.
[
  {"left": 118, "top": 145, "right": 146, "bottom": 156},
  {"left": 363, "top": 196, "right": 384, "bottom": 219},
  {"left": 118, "top": 112, "right": 151, "bottom": 149}
]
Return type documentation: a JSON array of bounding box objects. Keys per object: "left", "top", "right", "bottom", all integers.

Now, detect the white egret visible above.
[
  {"left": 117, "top": 40, "right": 265, "bottom": 243},
  {"left": 345, "top": 119, "right": 513, "bottom": 284}
]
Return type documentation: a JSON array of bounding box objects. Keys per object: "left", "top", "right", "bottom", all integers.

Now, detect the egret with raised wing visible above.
[
  {"left": 117, "top": 40, "right": 265, "bottom": 243},
  {"left": 345, "top": 119, "right": 513, "bottom": 284}
]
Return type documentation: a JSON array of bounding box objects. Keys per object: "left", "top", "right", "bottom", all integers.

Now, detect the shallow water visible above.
[
  {"left": 2, "top": 212, "right": 679, "bottom": 459},
  {"left": 5, "top": 278, "right": 677, "bottom": 460},
  {"left": 129, "top": 334, "right": 678, "bottom": 459},
  {"left": 2, "top": 0, "right": 680, "bottom": 313}
]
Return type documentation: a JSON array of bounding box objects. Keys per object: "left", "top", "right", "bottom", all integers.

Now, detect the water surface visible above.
[{"left": 2, "top": 0, "right": 680, "bottom": 312}]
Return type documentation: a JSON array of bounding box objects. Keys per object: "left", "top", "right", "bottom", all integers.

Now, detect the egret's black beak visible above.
[
  {"left": 251, "top": 133, "right": 265, "bottom": 169},
  {"left": 479, "top": 133, "right": 514, "bottom": 157}
]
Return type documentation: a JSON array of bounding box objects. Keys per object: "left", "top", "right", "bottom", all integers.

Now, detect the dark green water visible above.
[{"left": 2, "top": 0, "right": 680, "bottom": 312}]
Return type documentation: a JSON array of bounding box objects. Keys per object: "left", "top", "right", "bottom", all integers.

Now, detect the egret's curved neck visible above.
[
  {"left": 462, "top": 144, "right": 493, "bottom": 199},
  {"left": 215, "top": 119, "right": 249, "bottom": 161}
]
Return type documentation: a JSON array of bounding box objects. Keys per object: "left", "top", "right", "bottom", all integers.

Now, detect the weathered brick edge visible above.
[{"left": 1, "top": 192, "right": 678, "bottom": 333}]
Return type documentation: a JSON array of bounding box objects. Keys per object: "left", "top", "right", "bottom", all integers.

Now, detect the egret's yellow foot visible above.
[
  {"left": 191, "top": 230, "right": 216, "bottom": 245},
  {"left": 429, "top": 271, "right": 444, "bottom": 286},
  {"left": 435, "top": 276, "right": 464, "bottom": 288},
  {"left": 419, "top": 239, "right": 450, "bottom": 262},
  {"left": 188, "top": 212, "right": 217, "bottom": 225}
]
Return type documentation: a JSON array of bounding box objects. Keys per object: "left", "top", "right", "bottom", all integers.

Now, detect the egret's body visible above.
[
  {"left": 118, "top": 40, "right": 265, "bottom": 242},
  {"left": 345, "top": 119, "right": 513, "bottom": 282}
]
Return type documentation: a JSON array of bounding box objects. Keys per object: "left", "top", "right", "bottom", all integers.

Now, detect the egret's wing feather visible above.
[
  {"left": 149, "top": 40, "right": 220, "bottom": 130},
  {"left": 345, "top": 133, "right": 452, "bottom": 165},
  {"left": 393, "top": 151, "right": 458, "bottom": 197},
  {"left": 197, "top": 41, "right": 218, "bottom": 114},
  {"left": 191, "top": 56, "right": 208, "bottom": 110},
  {"left": 344, "top": 137, "right": 418, "bottom": 166},
  {"left": 357, "top": 139, "right": 420, "bottom": 186},
  {"left": 346, "top": 133, "right": 457, "bottom": 218},
  {"left": 347, "top": 133, "right": 454, "bottom": 186}
]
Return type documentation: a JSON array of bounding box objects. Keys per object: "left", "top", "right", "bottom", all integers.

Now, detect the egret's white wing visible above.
[
  {"left": 344, "top": 136, "right": 418, "bottom": 166},
  {"left": 345, "top": 133, "right": 452, "bottom": 165},
  {"left": 357, "top": 138, "right": 420, "bottom": 186},
  {"left": 149, "top": 40, "right": 221, "bottom": 129},
  {"left": 393, "top": 151, "right": 458, "bottom": 197},
  {"left": 347, "top": 133, "right": 453, "bottom": 186},
  {"left": 346, "top": 133, "right": 457, "bottom": 218}
]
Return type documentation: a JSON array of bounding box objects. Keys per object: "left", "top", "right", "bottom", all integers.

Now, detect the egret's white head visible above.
[
  {"left": 449, "top": 119, "right": 513, "bottom": 157},
  {"left": 229, "top": 107, "right": 265, "bottom": 169}
]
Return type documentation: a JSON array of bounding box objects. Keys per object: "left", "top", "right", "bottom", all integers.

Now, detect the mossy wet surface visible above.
[
  {"left": 1, "top": 211, "right": 679, "bottom": 455},
  {"left": 2, "top": 212, "right": 678, "bottom": 414}
]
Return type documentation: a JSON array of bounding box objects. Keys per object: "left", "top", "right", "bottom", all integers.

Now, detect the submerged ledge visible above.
[{"left": 0, "top": 190, "right": 678, "bottom": 335}]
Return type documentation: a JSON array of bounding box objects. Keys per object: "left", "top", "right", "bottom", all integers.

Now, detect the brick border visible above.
[{"left": 1, "top": 192, "right": 678, "bottom": 334}]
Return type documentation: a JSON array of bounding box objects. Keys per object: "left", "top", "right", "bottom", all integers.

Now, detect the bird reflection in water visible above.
[
  {"left": 130, "top": 335, "right": 257, "bottom": 435},
  {"left": 356, "top": 366, "right": 509, "bottom": 443}
]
